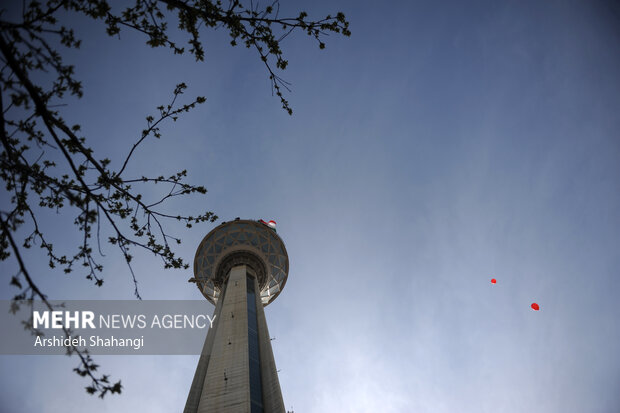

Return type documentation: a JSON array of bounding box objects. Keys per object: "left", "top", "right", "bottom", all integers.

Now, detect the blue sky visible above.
[{"left": 1, "top": 0, "right": 619, "bottom": 412}]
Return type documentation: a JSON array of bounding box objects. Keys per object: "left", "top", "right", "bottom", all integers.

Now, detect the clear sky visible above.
[{"left": 1, "top": 0, "right": 620, "bottom": 412}]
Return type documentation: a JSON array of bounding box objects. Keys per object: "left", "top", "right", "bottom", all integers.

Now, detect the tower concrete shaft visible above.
[{"left": 184, "top": 265, "right": 285, "bottom": 413}]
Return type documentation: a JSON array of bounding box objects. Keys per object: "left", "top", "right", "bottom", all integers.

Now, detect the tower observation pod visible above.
[{"left": 184, "top": 219, "right": 289, "bottom": 413}]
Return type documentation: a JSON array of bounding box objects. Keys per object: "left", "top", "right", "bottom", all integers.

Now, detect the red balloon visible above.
[
  {"left": 491, "top": 278, "right": 497, "bottom": 284},
  {"left": 531, "top": 303, "right": 540, "bottom": 311}
]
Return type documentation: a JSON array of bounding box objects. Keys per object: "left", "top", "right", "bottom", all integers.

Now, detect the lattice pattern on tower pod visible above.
[{"left": 194, "top": 220, "right": 289, "bottom": 306}]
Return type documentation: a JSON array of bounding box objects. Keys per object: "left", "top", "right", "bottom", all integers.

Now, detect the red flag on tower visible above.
[{"left": 258, "top": 219, "right": 277, "bottom": 232}]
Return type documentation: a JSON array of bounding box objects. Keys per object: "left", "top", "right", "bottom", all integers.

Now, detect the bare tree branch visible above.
[{"left": 0, "top": 0, "right": 350, "bottom": 398}]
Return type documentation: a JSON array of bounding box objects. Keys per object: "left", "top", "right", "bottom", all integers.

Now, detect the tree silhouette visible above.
[{"left": 0, "top": 0, "right": 350, "bottom": 398}]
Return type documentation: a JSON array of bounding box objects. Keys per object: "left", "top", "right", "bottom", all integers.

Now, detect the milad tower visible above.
[{"left": 184, "top": 218, "right": 289, "bottom": 413}]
